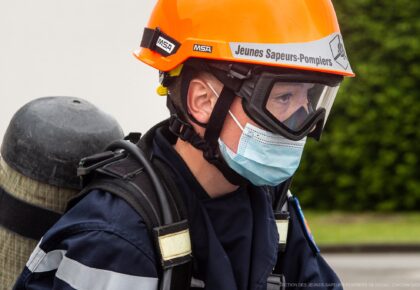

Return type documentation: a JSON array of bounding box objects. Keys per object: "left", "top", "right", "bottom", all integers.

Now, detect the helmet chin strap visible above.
[
  {"left": 207, "top": 82, "right": 245, "bottom": 133},
  {"left": 168, "top": 85, "right": 248, "bottom": 186}
]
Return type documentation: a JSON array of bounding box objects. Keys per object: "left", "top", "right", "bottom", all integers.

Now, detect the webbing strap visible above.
[
  {"left": 0, "top": 187, "right": 61, "bottom": 240},
  {"left": 168, "top": 85, "right": 247, "bottom": 186},
  {"left": 153, "top": 158, "right": 187, "bottom": 221},
  {"left": 73, "top": 135, "right": 193, "bottom": 290},
  {"left": 203, "top": 87, "right": 235, "bottom": 152},
  {"left": 75, "top": 178, "right": 161, "bottom": 231},
  {"left": 267, "top": 274, "right": 286, "bottom": 290},
  {"left": 203, "top": 87, "right": 248, "bottom": 185},
  {"left": 152, "top": 156, "right": 193, "bottom": 289}
]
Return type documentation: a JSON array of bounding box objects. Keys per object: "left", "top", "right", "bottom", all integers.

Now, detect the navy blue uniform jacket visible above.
[{"left": 14, "top": 124, "right": 342, "bottom": 290}]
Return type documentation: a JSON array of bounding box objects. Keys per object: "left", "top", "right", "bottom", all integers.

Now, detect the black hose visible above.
[
  {"left": 107, "top": 140, "right": 174, "bottom": 225},
  {"left": 107, "top": 140, "right": 175, "bottom": 290}
]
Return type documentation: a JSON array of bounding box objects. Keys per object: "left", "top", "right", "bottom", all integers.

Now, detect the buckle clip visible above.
[
  {"left": 227, "top": 64, "right": 252, "bottom": 80},
  {"left": 169, "top": 115, "right": 195, "bottom": 141},
  {"left": 275, "top": 211, "right": 290, "bottom": 252}
]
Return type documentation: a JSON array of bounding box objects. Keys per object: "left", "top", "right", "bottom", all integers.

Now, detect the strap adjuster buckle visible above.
[
  {"left": 227, "top": 64, "right": 252, "bottom": 80},
  {"left": 169, "top": 115, "right": 195, "bottom": 141},
  {"left": 275, "top": 211, "right": 290, "bottom": 252}
]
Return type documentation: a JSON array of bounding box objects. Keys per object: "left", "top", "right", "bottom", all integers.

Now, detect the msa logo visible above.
[
  {"left": 193, "top": 44, "right": 213, "bottom": 53},
  {"left": 156, "top": 36, "right": 175, "bottom": 54}
]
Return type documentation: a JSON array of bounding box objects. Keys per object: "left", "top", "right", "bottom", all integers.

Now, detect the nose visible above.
[{"left": 294, "top": 92, "right": 310, "bottom": 113}]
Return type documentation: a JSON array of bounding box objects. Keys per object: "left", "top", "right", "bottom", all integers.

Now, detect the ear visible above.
[{"left": 187, "top": 79, "right": 217, "bottom": 124}]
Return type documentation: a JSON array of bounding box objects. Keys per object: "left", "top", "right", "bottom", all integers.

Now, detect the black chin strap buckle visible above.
[
  {"left": 169, "top": 115, "right": 193, "bottom": 141},
  {"left": 169, "top": 115, "right": 218, "bottom": 160}
]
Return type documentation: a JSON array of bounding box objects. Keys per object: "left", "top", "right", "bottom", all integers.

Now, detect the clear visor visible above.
[{"left": 265, "top": 81, "right": 340, "bottom": 132}]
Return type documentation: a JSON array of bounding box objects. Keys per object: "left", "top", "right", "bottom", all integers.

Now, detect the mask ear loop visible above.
[{"left": 228, "top": 111, "right": 244, "bottom": 132}]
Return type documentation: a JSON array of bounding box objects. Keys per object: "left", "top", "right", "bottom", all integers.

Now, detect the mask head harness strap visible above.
[{"left": 165, "top": 60, "right": 253, "bottom": 185}]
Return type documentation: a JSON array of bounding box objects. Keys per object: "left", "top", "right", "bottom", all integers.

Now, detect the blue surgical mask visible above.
[
  {"left": 218, "top": 112, "right": 307, "bottom": 186},
  {"left": 206, "top": 82, "right": 306, "bottom": 186}
]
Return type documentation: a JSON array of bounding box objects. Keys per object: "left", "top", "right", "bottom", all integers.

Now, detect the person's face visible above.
[
  {"left": 218, "top": 96, "right": 255, "bottom": 154},
  {"left": 219, "top": 82, "right": 315, "bottom": 153},
  {"left": 266, "top": 82, "right": 315, "bottom": 122},
  {"left": 188, "top": 76, "right": 314, "bottom": 155}
]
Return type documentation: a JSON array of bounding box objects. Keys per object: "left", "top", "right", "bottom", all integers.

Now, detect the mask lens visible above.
[{"left": 265, "top": 81, "right": 336, "bottom": 131}]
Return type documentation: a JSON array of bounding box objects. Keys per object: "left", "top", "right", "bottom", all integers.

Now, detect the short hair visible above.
[{"left": 167, "top": 74, "right": 183, "bottom": 115}]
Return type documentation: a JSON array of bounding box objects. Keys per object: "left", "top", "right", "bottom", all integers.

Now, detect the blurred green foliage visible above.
[
  {"left": 305, "top": 211, "right": 420, "bottom": 245},
  {"left": 293, "top": 0, "right": 420, "bottom": 211}
]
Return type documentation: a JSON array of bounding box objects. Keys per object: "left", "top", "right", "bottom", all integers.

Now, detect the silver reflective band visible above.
[
  {"left": 26, "top": 243, "right": 158, "bottom": 290},
  {"left": 56, "top": 256, "right": 158, "bottom": 290},
  {"left": 229, "top": 32, "right": 353, "bottom": 75},
  {"left": 26, "top": 239, "right": 65, "bottom": 273}
]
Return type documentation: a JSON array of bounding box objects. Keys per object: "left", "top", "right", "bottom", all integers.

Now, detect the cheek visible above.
[{"left": 219, "top": 116, "right": 242, "bottom": 153}]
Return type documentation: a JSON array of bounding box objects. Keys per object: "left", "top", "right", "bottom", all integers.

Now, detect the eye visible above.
[{"left": 274, "top": 93, "right": 292, "bottom": 104}]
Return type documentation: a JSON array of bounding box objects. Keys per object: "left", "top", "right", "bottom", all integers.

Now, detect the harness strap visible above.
[
  {"left": 0, "top": 187, "right": 61, "bottom": 240},
  {"left": 75, "top": 177, "right": 161, "bottom": 230},
  {"left": 73, "top": 135, "right": 193, "bottom": 290}
]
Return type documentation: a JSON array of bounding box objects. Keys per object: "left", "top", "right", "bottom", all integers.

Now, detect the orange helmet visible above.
[{"left": 134, "top": 0, "right": 354, "bottom": 77}]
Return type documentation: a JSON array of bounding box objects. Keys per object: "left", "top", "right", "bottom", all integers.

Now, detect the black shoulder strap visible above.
[
  {"left": 153, "top": 157, "right": 187, "bottom": 221},
  {"left": 152, "top": 157, "right": 192, "bottom": 290},
  {"left": 70, "top": 136, "right": 192, "bottom": 290},
  {"left": 80, "top": 176, "right": 162, "bottom": 230},
  {"left": 68, "top": 152, "right": 163, "bottom": 230}
]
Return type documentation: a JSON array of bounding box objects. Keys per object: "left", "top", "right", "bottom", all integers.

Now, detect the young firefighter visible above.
[{"left": 14, "top": 1, "right": 354, "bottom": 289}]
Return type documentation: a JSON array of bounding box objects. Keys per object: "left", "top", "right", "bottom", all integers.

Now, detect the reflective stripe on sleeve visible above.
[
  {"left": 26, "top": 243, "right": 158, "bottom": 290},
  {"left": 56, "top": 256, "right": 158, "bottom": 290},
  {"left": 26, "top": 239, "right": 66, "bottom": 273}
]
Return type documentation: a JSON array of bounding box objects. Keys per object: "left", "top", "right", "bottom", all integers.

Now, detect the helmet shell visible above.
[
  {"left": 135, "top": 0, "right": 354, "bottom": 76},
  {"left": 1, "top": 97, "right": 124, "bottom": 189}
]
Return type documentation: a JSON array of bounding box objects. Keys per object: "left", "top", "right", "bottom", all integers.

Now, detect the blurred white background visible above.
[{"left": 0, "top": 0, "right": 166, "bottom": 139}]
